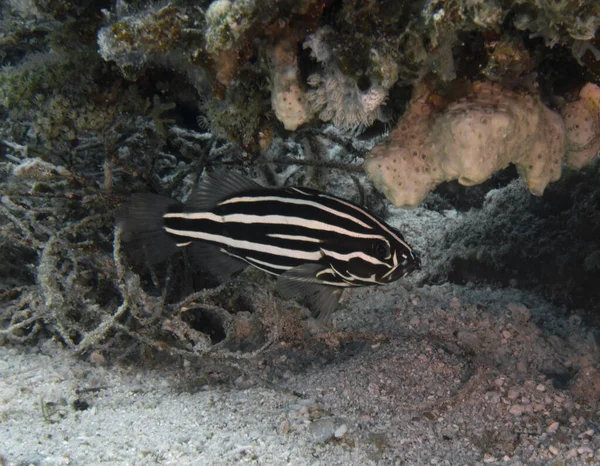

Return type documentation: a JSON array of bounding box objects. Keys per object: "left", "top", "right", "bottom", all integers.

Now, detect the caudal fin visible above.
[{"left": 115, "top": 193, "right": 182, "bottom": 265}]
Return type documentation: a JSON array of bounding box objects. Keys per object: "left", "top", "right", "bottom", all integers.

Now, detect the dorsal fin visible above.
[{"left": 186, "top": 171, "right": 265, "bottom": 211}]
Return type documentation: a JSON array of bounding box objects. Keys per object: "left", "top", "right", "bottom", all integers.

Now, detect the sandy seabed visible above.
[{"left": 1, "top": 277, "right": 599, "bottom": 466}]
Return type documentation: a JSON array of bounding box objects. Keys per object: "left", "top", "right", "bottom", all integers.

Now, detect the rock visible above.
[
  {"left": 509, "top": 404, "right": 525, "bottom": 416},
  {"left": 508, "top": 303, "right": 531, "bottom": 323},
  {"left": 507, "top": 388, "right": 520, "bottom": 400},
  {"left": 311, "top": 418, "right": 335, "bottom": 443},
  {"left": 334, "top": 424, "right": 348, "bottom": 439},
  {"left": 547, "top": 421, "right": 559, "bottom": 433},
  {"left": 278, "top": 420, "right": 290, "bottom": 435}
]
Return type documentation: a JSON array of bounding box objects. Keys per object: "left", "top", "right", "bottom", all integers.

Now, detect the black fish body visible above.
[{"left": 117, "top": 171, "right": 420, "bottom": 318}]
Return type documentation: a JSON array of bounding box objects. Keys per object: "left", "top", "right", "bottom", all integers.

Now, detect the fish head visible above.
[
  {"left": 376, "top": 239, "right": 421, "bottom": 283},
  {"left": 366, "top": 231, "right": 420, "bottom": 284},
  {"left": 321, "top": 228, "right": 420, "bottom": 287}
]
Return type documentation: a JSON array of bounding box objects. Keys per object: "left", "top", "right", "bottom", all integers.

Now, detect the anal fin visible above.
[{"left": 187, "top": 242, "right": 248, "bottom": 281}]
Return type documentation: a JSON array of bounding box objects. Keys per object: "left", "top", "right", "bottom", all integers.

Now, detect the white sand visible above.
[{"left": 2, "top": 280, "right": 599, "bottom": 465}]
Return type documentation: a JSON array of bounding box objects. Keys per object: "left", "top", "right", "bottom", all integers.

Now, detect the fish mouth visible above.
[
  {"left": 407, "top": 252, "right": 421, "bottom": 273},
  {"left": 386, "top": 252, "right": 420, "bottom": 281},
  {"left": 403, "top": 260, "right": 420, "bottom": 275}
]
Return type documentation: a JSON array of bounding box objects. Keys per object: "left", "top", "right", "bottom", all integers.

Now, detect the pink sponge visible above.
[
  {"left": 365, "top": 81, "right": 568, "bottom": 208},
  {"left": 563, "top": 83, "right": 600, "bottom": 169}
]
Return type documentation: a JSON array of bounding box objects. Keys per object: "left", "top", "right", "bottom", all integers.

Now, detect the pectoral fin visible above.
[{"left": 276, "top": 264, "right": 343, "bottom": 320}]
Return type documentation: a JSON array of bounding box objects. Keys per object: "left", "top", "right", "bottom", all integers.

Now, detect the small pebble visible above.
[
  {"left": 509, "top": 404, "right": 524, "bottom": 416},
  {"left": 485, "top": 391, "right": 500, "bottom": 404},
  {"left": 577, "top": 445, "right": 593, "bottom": 455},
  {"left": 298, "top": 398, "right": 315, "bottom": 406},
  {"left": 298, "top": 406, "right": 308, "bottom": 416},
  {"left": 508, "top": 303, "right": 531, "bottom": 322},
  {"left": 456, "top": 331, "right": 478, "bottom": 347},
  {"left": 311, "top": 418, "right": 335, "bottom": 443},
  {"left": 533, "top": 403, "right": 545, "bottom": 412},
  {"left": 547, "top": 421, "right": 559, "bottom": 433},
  {"left": 507, "top": 388, "right": 520, "bottom": 400},
  {"left": 548, "top": 445, "right": 559, "bottom": 455},
  {"left": 89, "top": 352, "right": 105, "bottom": 365},
  {"left": 334, "top": 424, "right": 347, "bottom": 439},
  {"left": 536, "top": 383, "right": 546, "bottom": 392}
]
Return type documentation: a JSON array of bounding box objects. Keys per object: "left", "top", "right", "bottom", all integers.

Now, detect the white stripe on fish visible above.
[
  {"left": 219, "top": 194, "right": 374, "bottom": 230},
  {"left": 164, "top": 212, "right": 385, "bottom": 240}
]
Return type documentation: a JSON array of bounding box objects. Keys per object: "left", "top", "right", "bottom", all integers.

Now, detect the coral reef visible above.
[
  {"left": 203, "top": 0, "right": 253, "bottom": 57},
  {"left": 203, "top": 0, "right": 261, "bottom": 86},
  {"left": 2, "top": 3, "right": 600, "bottom": 463},
  {"left": 97, "top": 4, "right": 202, "bottom": 81},
  {"left": 199, "top": 76, "right": 272, "bottom": 152},
  {"left": 365, "top": 80, "right": 600, "bottom": 208},
  {"left": 511, "top": 0, "right": 600, "bottom": 49},
  {"left": 95, "top": 1, "right": 403, "bottom": 136},
  {"left": 93, "top": 0, "right": 600, "bottom": 145},
  {"left": 0, "top": 12, "right": 147, "bottom": 152},
  {"left": 480, "top": 35, "right": 535, "bottom": 82}
]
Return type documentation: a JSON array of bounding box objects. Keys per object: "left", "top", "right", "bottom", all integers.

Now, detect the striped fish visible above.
[{"left": 117, "top": 171, "right": 420, "bottom": 319}]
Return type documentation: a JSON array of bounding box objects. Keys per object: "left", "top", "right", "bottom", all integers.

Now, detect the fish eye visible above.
[{"left": 373, "top": 241, "right": 391, "bottom": 260}]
